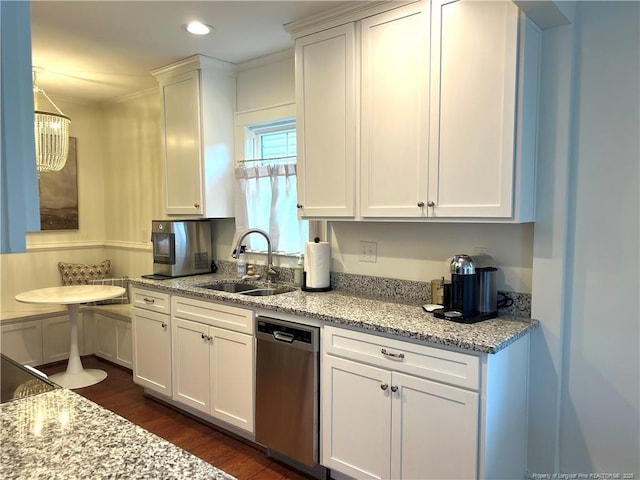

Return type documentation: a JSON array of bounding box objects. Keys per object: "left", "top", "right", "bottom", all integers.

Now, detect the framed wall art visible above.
[{"left": 39, "top": 136, "right": 79, "bottom": 230}]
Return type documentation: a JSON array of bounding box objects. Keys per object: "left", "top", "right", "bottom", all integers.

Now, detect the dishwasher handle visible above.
[
  {"left": 256, "top": 316, "right": 319, "bottom": 352},
  {"left": 273, "top": 331, "right": 295, "bottom": 343}
]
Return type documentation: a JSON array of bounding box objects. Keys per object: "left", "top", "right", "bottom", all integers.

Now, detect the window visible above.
[
  {"left": 234, "top": 118, "right": 309, "bottom": 255},
  {"left": 250, "top": 119, "right": 297, "bottom": 163}
]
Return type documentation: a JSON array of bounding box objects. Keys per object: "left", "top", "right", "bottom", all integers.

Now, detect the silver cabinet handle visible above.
[
  {"left": 143, "top": 297, "right": 155, "bottom": 304},
  {"left": 427, "top": 200, "right": 435, "bottom": 207},
  {"left": 201, "top": 333, "right": 207, "bottom": 340},
  {"left": 194, "top": 203, "right": 200, "bottom": 208},
  {"left": 417, "top": 201, "right": 425, "bottom": 207},
  {"left": 296, "top": 204, "right": 303, "bottom": 209},
  {"left": 381, "top": 348, "right": 405, "bottom": 360},
  {"left": 161, "top": 322, "right": 167, "bottom": 329},
  {"left": 380, "top": 383, "right": 389, "bottom": 391},
  {"left": 391, "top": 385, "right": 399, "bottom": 393}
]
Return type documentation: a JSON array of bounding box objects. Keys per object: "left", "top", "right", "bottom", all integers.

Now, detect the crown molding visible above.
[
  {"left": 284, "top": 1, "right": 415, "bottom": 39},
  {"left": 236, "top": 48, "right": 294, "bottom": 71},
  {"left": 150, "top": 54, "right": 237, "bottom": 82}
]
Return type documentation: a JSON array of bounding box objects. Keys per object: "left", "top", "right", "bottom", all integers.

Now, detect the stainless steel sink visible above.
[
  {"left": 241, "top": 286, "right": 296, "bottom": 296},
  {"left": 197, "top": 282, "right": 261, "bottom": 293},
  {"left": 197, "top": 282, "right": 295, "bottom": 296}
]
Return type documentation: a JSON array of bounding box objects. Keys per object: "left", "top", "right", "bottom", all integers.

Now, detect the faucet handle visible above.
[{"left": 266, "top": 265, "right": 278, "bottom": 283}]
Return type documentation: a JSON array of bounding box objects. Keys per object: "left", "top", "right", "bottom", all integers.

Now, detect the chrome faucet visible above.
[{"left": 232, "top": 228, "right": 277, "bottom": 283}]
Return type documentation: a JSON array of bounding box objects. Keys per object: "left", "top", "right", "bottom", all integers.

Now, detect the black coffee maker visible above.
[{"left": 433, "top": 254, "right": 498, "bottom": 323}]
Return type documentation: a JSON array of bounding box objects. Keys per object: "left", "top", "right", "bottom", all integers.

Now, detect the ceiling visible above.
[{"left": 30, "top": 1, "right": 365, "bottom": 103}]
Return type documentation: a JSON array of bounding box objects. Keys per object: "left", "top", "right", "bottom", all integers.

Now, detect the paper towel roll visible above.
[{"left": 304, "top": 241, "right": 331, "bottom": 289}]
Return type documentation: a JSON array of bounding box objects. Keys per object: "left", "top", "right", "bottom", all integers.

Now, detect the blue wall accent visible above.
[{"left": 1, "top": 1, "right": 41, "bottom": 253}]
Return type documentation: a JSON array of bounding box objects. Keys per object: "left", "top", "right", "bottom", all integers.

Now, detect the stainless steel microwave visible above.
[{"left": 151, "top": 220, "right": 212, "bottom": 277}]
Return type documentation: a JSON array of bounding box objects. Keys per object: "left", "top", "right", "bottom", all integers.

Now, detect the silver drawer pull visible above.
[
  {"left": 380, "top": 383, "right": 389, "bottom": 391},
  {"left": 161, "top": 322, "right": 167, "bottom": 329},
  {"left": 143, "top": 297, "right": 155, "bottom": 304},
  {"left": 391, "top": 385, "right": 398, "bottom": 393},
  {"left": 381, "top": 348, "right": 405, "bottom": 360}
]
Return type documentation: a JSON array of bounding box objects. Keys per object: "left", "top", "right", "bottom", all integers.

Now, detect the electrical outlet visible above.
[{"left": 359, "top": 241, "right": 377, "bottom": 263}]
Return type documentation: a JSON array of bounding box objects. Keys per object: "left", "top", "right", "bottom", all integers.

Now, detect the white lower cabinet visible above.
[
  {"left": 171, "top": 295, "right": 254, "bottom": 433},
  {"left": 1, "top": 313, "right": 88, "bottom": 366},
  {"left": 1, "top": 319, "right": 43, "bottom": 366},
  {"left": 391, "top": 372, "right": 478, "bottom": 480},
  {"left": 42, "top": 315, "right": 72, "bottom": 363},
  {"left": 322, "top": 355, "right": 477, "bottom": 480},
  {"left": 132, "top": 305, "right": 172, "bottom": 396},
  {"left": 322, "top": 325, "right": 529, "bottom": 480},
  {"left": 95, "top": 312, "right": 132, "bottom": 369}
]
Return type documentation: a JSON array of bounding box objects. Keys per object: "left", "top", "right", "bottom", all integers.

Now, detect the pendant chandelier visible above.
[{"left": 33, "top": 70, "right": 71, "bottom": 172}]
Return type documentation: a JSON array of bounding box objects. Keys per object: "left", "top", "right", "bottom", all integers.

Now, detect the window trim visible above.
[{"left": 233, "top": 103, "right": 315, "bottom": 258}]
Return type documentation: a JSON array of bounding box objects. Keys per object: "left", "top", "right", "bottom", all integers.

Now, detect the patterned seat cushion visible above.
[
  {"left": 87, "top": 277, "right": 130, "bottom": 305},
  {"left": 58, "top": 260, "right": 111, "bottom": 286}
]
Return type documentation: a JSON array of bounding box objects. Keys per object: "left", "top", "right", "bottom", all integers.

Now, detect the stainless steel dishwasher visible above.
[{"left": 255, "top": 316, "right": 324, "bottom": 478}]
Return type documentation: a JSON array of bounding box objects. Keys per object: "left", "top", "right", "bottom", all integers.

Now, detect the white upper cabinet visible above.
[
  {"left": 289, "top": 0, "right": 541, "bottom": 223},
  {"left": 428, "top": 0, "right": 540, "bottom": 221},
  {"left": 360, "top": 3, "right": 431, "bottom": 218},
  {"left": 152, "top": 55, "right": 236, "bottom": 217},
  {"left": 295, "top": 24, "right": 357, "bottom": 217}
]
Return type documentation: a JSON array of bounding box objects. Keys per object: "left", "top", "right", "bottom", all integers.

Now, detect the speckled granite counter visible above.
[
  {"left": 0, "top": 388, "right": 235, "bottom": 480},
  {"left": 130, "top": 274, "right": 538, "bottom": 354}
]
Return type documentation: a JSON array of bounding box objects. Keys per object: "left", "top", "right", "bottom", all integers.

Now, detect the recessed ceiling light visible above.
[{"left": 184, "top": 22, "right": 214, "bottom": 36}]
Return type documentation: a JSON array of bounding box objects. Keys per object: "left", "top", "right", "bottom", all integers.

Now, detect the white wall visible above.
[
  {"left": 560, "top": 2, "right": 639, "bottom": 474},
  {"left": 101, "top": 89, "right": 163, "bottom": 278},
  {"left": 27, "top": 96, "right": 107, "bottom": 247},
  {"left": 329, "top": 222, "right": 534, "bottom": 292},
  {"left": 530, "top": 1, "right": 639, "bottom": 476},
  {"left": 236, "top": 49, "right": 295, "bottom": 112}
]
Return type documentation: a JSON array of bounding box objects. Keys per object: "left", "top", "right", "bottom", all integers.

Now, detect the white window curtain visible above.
[{"left": 234, "top": 163, "right": 307, "bottom": 255}]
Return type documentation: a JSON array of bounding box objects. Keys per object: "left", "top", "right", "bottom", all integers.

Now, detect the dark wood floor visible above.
[{"left": 40, "top": 356, "right": 313, "bottom": 480}]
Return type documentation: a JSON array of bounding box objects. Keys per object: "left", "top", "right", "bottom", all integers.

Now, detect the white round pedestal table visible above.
[{"left": 15, "top": 285, "right": 125, "bottom": 389}]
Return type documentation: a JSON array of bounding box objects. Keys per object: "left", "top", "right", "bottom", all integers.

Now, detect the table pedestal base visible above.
[
  {"left": 49, "top": 369, "right": 107, "bottom": 389},
  {"left": 57, "top": 303, "right": 108, "bottom": 389}
]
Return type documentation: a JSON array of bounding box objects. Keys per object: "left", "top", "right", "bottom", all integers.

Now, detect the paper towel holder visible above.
[
  {"left": 301, "top": 237, "right": 332, "bottom": 292},
  {"left": 301, "top": 271, "right": 332, "bottom": 292}
]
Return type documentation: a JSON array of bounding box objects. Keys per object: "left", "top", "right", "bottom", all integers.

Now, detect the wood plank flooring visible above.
[{"left": 39, "top": 356, "right": 313, "bottom": 480}]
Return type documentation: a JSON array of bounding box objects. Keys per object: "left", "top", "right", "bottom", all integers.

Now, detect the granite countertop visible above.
[
  {"left": 130, "top": 274, "right": 538, "bottom": 354},
  {"left": 0, "top": 388, "right": 235, "bottom": 480}
]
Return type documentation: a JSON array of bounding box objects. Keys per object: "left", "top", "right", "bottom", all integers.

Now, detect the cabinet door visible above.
[
  {"left": 295, "top": 23, "right": 357, "bottom": 217},
  {"left": 172, "top": 318, "right": 210, "bottom": 413},
  {"left": 1, "top": 320, "right": 43, "bottom": 366},
  {"left": 95, "top": 314, "right": 132, "bottom": 369},
  {"left": 209, "top": 326, "right": 254, "bottom": 433},
  {"left": 391, "top": 372, "right": 479, "bottom": 480},
  {"left": 42, "top": 315, "right": 71, "bottom": 364},
  {"left": 115, "top": 319, "right": 132, "bottom": 369},
  {"left": 321, "top": 355, "right": 391, "bottom": 480},
  {"left": 161, "top": 70, "right": 204, "bottom": 215},
  {"left": 360, "top": 2, "right": 430, "bottom": 218},
  {"left": 96, "top": 314, "right": 117, "bottom": 362},
  {"left": 131, "top": 307, "right": 172, "bottom": 395},
  {"left": 428, "top": 0, "right": 519, "bottom": 218}
]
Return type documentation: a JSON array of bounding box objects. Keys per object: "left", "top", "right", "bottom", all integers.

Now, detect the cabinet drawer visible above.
[
  {"left": 323, "top": 325, "right": 479, "bottom": 390},
  {"left": 131, "top": 287, "right": 170, "bottom": 315},
  {"left": 172, "top": 295, "right": 254, "bottom": 335}
]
